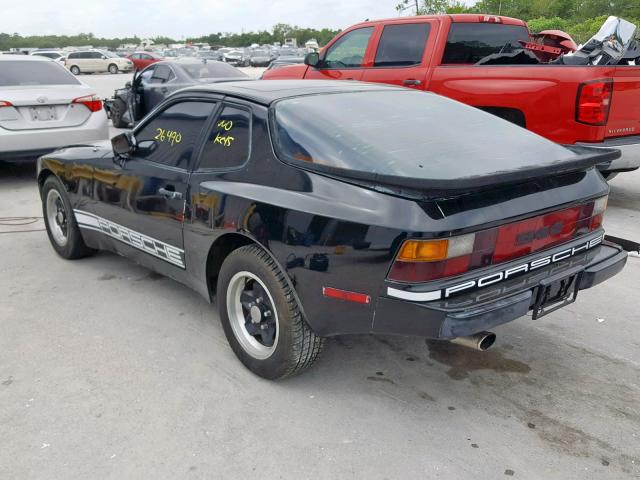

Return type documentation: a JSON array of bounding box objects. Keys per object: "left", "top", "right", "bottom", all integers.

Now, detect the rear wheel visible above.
[
  {"left": 217, "top": 245, "right": 325, "bottom": 379},
  {"left": 42, "top": 176, "right": 95, "bottom": 260},
  {"left": 110, "top": 99, "right": 128, "bottom": 128},
  {"left": 108, "top": 64, "right": 119, "bottom": 74},
  {"left": 69, "top": 65, "right": 80, "bottom": 75}
]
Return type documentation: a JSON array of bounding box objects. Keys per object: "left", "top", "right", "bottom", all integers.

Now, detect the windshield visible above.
[
  {"left": 272, "top": 90, "right": 574, "bottom": 181},
  {"left": 0, "top": 61, "right": 80, "bottom": 86},
  {"left": 252, "top": 50, "right": 269, "bottom": 56},
  {"left": 181, "top": 62, "right": 249, "bottom": 79}
]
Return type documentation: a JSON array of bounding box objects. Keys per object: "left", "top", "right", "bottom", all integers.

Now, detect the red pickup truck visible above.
[{"left": 263, "top": 14, "right": 640, "bottom": 178}]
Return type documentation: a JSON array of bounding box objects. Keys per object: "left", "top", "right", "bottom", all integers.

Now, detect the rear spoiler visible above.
[{"left": 301, "top": 145, "right": 620, "bottom": 199}]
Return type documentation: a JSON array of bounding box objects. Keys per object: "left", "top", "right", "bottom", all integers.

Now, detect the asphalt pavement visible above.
[{"left": 0, "top": 74, "right": 638, "bottom": 479}]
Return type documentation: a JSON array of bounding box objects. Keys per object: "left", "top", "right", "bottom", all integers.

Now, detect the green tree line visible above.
[
  {"left": 0, "top": 24, "right": 340, "bottom": 51},
  {"left": 398, "top": 0, "right": 640, "bottom": 42}
]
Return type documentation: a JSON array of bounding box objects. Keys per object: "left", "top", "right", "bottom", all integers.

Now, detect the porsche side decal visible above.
[{"left": 73, "top": 210, "right": 185, "bottom": 269}]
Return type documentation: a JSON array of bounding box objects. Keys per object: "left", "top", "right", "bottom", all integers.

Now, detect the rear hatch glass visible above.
[
  {"left": 0, "top": 61, "right": 80, "bottom": 86},
  {"left": 272, "top": 89, "right": 607, "bottom": 195}
]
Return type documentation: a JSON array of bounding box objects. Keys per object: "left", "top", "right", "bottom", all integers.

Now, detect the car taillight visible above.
[
  {"left": 72, "top": 94, "right": 102, "bottom": 113},
  {"left": 576, "top": 79, "right": 613, "bottom": 125},
  {"left": 0, "top": 100, "right": 13, "bottom": 108},
  {"left": 388, "top": 196, "right": 608, "bottom": 283}
]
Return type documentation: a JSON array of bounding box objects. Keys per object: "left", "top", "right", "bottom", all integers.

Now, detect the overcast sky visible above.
[{"left": 4, "top": 0, "right": 445, "bottom": 38}]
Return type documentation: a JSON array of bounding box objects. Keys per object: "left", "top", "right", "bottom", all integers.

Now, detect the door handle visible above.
[
  {"left": 158, "top": 187, "right": 182, "bottom": 200},
  {"left": 160, "top": 87, "right": 168, "bottom": 93},
  {"left": 403, "top": 79, "right": 422, "bottom": 86}
]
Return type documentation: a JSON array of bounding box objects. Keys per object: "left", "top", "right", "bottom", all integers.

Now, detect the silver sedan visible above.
[{"left": 0, "top": 55, "right": 108, "bottom": 161}]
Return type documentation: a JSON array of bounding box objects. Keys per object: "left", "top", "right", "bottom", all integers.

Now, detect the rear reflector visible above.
[
  {"left": 0, "top": 100, "right": 13, "bottom": 108},
  {"left": 72, "top": 94, "right": 103, "bottom": 113},
  {"left": 322, "top": 287, "right": 371, "bottom": 304},
  {"left": 576, "top": 79, "right": 613, "bottom": 126},
  {"left": 389, "top": 196, "right": 608, "bottom": 283}
]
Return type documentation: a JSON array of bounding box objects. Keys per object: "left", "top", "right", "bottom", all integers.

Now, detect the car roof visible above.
[
  {"left": 0, "top": 54, "right": 52, "bottom": 62},
  {"left": 181, "top": 79, "right": 402, "bottom": 106}
]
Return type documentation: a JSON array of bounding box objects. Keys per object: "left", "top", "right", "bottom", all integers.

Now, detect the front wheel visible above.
[
  {"left": 42, "top": 176, "right": 95, "bottom": 260},
  {"left": 69, "top": 65, "right": 80, "bottom": 75},
  {"left": 217, "top": 245, "right": 325, "bottom": 379},
  {"left": 108, "top": 64, "right": 119, "bottom": 74}
]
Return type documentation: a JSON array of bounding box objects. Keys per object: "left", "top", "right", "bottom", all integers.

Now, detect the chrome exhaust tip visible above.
[{"left": 450, "top": 331, "right": 496, "bottom": 351}]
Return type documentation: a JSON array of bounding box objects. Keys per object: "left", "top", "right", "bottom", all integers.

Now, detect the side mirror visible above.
[
  {"left": 125, "top": 81, "right": 132, "bottom": 89},
  {"left": 101, "top": 55, "right": 107, "bottom": 59},
  {"left": 304, "top": 52, "right": 320, "bottom": 67},
  {"left": 111, "top": 131, "right": 136, "bottom": 157}
]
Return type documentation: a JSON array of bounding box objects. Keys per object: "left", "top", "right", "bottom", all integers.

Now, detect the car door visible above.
[
  {"left": 91, "top": 98, "right": 218, "bottom": 271},
  {"left": 145, "top": 65, "right": 177, "bottom": 112},
  {"left": 361, "top": 21, "right": 434, "bottom": 89},
  {"left": 304, "top": 26, "right": 375, "bottom": 81}
]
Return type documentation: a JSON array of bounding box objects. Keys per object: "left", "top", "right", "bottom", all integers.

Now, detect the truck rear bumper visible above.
[
  {"left": 576, "top": 135, "right": 640, "bottom": 173},
  {"left": 372, "top": 241, "right": 627, "bottom": 339}
]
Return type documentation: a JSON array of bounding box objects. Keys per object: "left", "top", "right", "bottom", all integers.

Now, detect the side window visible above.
[
  {"left": 91, "top": 52, "right": 103, "bottom": 59},
  {"left": 68, "top": 53, "right": 78, "bottom": 59},
  {"left": 374, "top": 23, "right": 430, "bottom": 67},
  {"left": 324, "top": 27, "right": 374, "bottom": 68},
  {"left": 151, "top": 65, "right": 173, "bottom": 83},
  {"left": 198, "top": 104, "right": 251, "bottom": 170},
  {"left": 131, "top": 53, "right": 141, "bottom": 60},
  {"left": 139, "top": 66, "right": 155, "bottom": 83},
  {"left": 142, "top": 54, "right": 153, "bottom": 60},
  {"left": 134, "top": 101, "right": 217, "bottom": 169}
]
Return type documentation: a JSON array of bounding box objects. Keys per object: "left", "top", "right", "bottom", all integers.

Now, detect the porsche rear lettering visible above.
[{"left": 443, "top": 234, "right": 604, "bottom": 298}]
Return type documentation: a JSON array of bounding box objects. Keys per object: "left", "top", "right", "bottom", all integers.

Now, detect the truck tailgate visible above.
[{"left": 605, "top": 67, "right": 640, "bottom": 139}]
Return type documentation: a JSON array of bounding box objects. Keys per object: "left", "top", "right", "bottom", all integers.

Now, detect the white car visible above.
[
  {"left": 30, "top": 50, "right": 66, "bottom": 64},
  {"left": 65, "top": 49, "right": 133, "bottom": 75},
  {"left": 0, "top": 55, "right": 109, "bottom": 161}
]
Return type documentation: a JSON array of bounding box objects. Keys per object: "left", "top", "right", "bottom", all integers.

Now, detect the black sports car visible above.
[
  {"left": 106, "top": 59, "right": 248, "bottom": 128},
  {"left": 37, "top": 80, "right": 627, "bottom": 379}
]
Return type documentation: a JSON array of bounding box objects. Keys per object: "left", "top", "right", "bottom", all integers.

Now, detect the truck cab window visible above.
[
  {"left": 374, "top": 23, "right": 430, "bottom": 67},
  {"left": 442, "top": 23, "right": 530, "bottom": 64},
  {"left": 324, "top": 27, "right": 373, "bottom": 68}
]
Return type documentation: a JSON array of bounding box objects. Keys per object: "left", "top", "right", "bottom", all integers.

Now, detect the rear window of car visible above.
[
  {"left": 442, "top": 23, "right": 530, "bottom": 64},
  {"left": 0, "top": 61, "right": 80, "bottom": 86},
  {"left": 272, "top": 90, "right": 574, "bottom": 182},
  {"left": 181, "top": 62, "right": 249, "bottom": 80}
]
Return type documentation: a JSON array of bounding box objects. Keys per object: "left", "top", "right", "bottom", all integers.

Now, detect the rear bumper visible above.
[
  {"left": 372, "top": 240, "right": 627, "bottom": 339},
  {"left": 576, "top": 135, "right": 640, "bottom": 173},
  {"left": 0, "top": 111, "right": 108, "bottom": 161}
]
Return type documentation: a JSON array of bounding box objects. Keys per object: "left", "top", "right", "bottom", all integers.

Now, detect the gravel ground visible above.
[{"left": 0, "top": 75, "right": 639, "bottom": 479}]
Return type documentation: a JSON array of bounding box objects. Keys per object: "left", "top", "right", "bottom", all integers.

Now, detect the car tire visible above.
[
  {"left": 108, "top": 64, "right": 119, "bottom": 74},
  {"left": 69, "top": 65, "right": 80, "bottom": 75},
  {"left": 217, "top": 244, "right": 325, "bottom": 379},
  {"left": 110, "top": 99, "right": 128, "bottom": 128},
  {"left": 42, "top": 176, "right": 95, "bottom": 260}
]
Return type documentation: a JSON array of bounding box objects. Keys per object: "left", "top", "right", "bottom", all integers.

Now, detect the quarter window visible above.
[
  {"left": 324, "top": 27, "right": 373, "bottom": 68},
  {"left": 134, "top": 101, "right": 217, "bottom": 169},
  {"left": 198, "top": 105, "right": 251, "bottom": 170},
  {"left": 374, "top": 23, "right": 430, "bottom": 67}
]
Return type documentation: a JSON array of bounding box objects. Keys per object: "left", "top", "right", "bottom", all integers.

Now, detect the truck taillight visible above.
[
  {"left": 0, "top": 100, "right": 13, "bottom": 108},
  {"left": 72, "top": 94, "right": 103, "bottom": 113},
  {"left": 388, "top": 196, "right": 608, "bottom": 283},
  {"left": 576, "top": 79, "right": 613, "bottom": 126}
]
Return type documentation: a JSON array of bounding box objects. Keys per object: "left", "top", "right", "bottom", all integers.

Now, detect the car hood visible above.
[{"left": 43, "top": 140, "right": 114, "bottom": 161}]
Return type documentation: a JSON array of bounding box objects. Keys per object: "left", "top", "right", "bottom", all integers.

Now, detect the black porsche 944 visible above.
[{"left": 37, "top": 80, "right": 627, "bottom": 379}]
